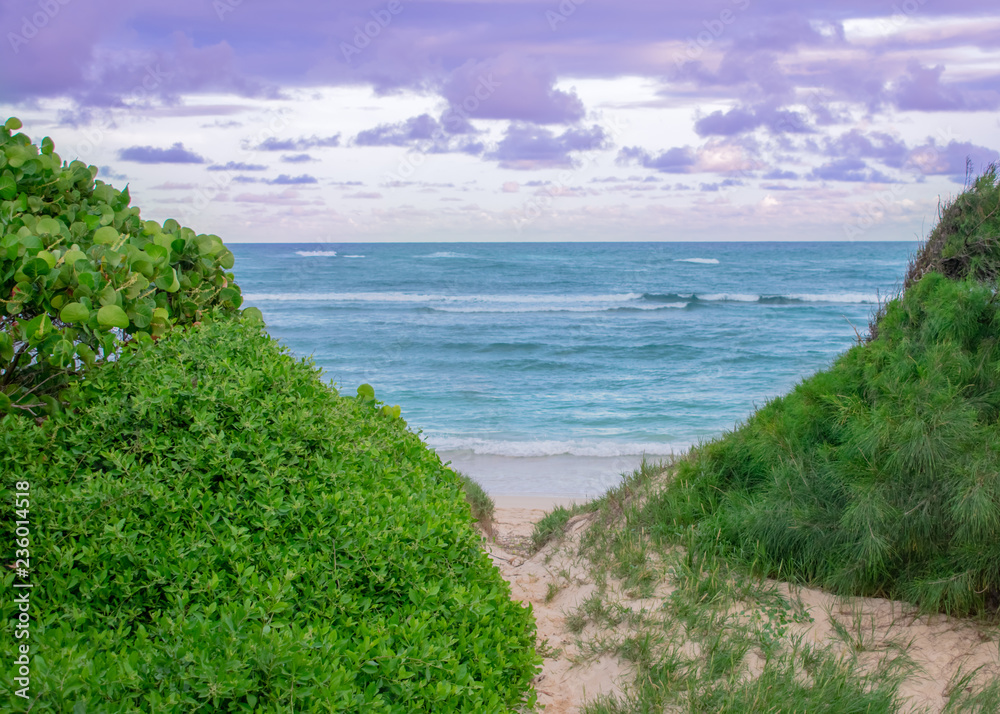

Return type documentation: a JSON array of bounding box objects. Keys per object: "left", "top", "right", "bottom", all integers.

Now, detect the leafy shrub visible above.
[
  {"left": 0, "top": 318, "right": 539, "bottom": 711},
  {"left": 646, "top": 169, "right": 1000, "bottom": 616},
  {"left": 0, "top": 117, "right": 245, "bottom": 415}
]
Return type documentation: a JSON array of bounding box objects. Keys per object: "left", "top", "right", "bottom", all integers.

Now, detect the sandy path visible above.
[{"left": 485, "top": 497, "right": 1000, "bottom": 713}]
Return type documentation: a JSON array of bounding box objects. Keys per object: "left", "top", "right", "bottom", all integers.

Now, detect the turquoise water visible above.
[{"left": 232, "top": 242, "right": 916, "bottom": 495}]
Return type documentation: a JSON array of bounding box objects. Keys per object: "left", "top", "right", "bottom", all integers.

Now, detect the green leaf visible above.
[
  {"left": 76, "top": 343, "right": 96, "bottom": 366},
  {"left": 97, "top": 304, "right": 130, "bottom": 329},
  {"left": 93, "top": 226, "right": 120, "bottom": 245},
  {"left": 60, "top": 302, "right": 90, "bottom": 324},
  {"left": 22, "top": 257, "right": 51, "bottom": 279},
  {"left": 154, "top": 267, "right": 180, "bottom": 293},
  {"left": 40, "top": 136, "right": 54, "bottom": 155},
  {"left": 5, "top": 117, "right": 22, "bottom": 131},
  {"left": 0, "top": 332, "right": 13, "bottom": 362},
  {"left": 242, "top": 306, "right": 264, "bottom": 324},
  {"left": 357, "top": 384, "right": 376, "bottom": 401},
  {"left": 0, "top": 391, "right": 9, "bottom": 412},
  {"left": 0, "top": 173, "right": 15, "bottom": 200},
  {"left": 35, "top": 217, "right": 62, "bottom": 236}
]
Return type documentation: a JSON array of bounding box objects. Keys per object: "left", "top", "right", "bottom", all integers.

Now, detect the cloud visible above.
[
  {"left": 254, "top": 135, "right": 340, "bottom": 151},
  {"left": 809, "top": 158, "right": 897, "bottom": 183},
  {"left": 891, "top": 62, "right": 1000, "bottom": 111},
  {"left": 441, "top": 57, "right": 585, "bottom": 124},
  {"left": 618, "top": 146, "right": 697, "bottom": 173},
  {"left": 906, "top": 140, "right": 1000, "bottom": 180},
  {"left": 207, "top": 161, "right": 268, "bottom": 171},
  {"left": 98, "top": 166, "right": 128, "bottom": 181},
  {"left": 267, "top": 174, "right": 318, "bottom": 185},
  {"left": 281, "top": 153, "right": 315, "bottom": 163},
  {"left": 344, "top": 191, "right": 383, "bottom": 199},
  {"left": 353, "top": 113, "right": 484, "bottom": 154},
  {"left": 762, "top": 169, "right": 798, "bottom": 180},
  {"left": 355, "top": 114, "right": 441, "bottom": 147},
  {"left": 488, "top": 123, "right": 609, "bottom": 169},
  {"left": 118, "top": 142, "right": 206, "bottom": 164},
  {"left": 695, "top": 103, "right": 812, "bottom": 137},
  {"left": 502, "top": 182, "right": 520, "bottom": 193}
]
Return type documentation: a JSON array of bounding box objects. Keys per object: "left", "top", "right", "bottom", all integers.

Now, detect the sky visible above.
[{"left": 1, "top": 0, "right": 998, "bottom": 243}]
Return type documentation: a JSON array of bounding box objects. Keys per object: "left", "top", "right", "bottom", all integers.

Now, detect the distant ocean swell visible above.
[
  {"left": 428, "top": 437, "right": 688, "bottom": 458},
  {"left": 244, "top": 291, "right": 881, "bottom": 310}
]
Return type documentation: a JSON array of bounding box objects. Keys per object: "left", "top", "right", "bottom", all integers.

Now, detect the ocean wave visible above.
[
  {"left": 642, "top": 292, "right": 877, "bottom": 305},
  {"left": 418, "top": 251, "right": 472, "bottom": 259},
  {"left": 430, "top": 303, "right": 689, "bottom": 314},
  {"left": 429, "top": 437, "right": 685, "bottom": 458},
  {"left": 294, "top": 250, "right": 337, "bottom": 257},
  {"left": 243, "top": 291, "right": 645, "bottom": 304},
  {"left": 340, "top": 255, "right": 366, "bottom": 258},
  {"left": 674, "top": 258, "right": 720, "bottom": 264}
]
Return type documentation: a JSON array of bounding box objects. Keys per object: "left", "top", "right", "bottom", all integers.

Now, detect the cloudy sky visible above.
[{"left": 1, "top": 0, "right": 998, "bottom": 242}]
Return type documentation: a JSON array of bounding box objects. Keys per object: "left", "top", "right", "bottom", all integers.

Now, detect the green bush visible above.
[
  {"left": 0, "top": 117, "right": 245, "bottom": 414},
  {"left": 645, "top": 169, "right": 1000, "bottom": 616},
  {"left": 0, "top": 318, "right": 539, "bottom": 711}
]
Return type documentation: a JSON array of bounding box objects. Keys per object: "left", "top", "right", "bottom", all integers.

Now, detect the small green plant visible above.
[{"left": 545, "top": 582, "right": 561, "bottom": 603}]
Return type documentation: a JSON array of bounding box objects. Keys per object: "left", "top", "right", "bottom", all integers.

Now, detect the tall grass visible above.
[{"left": 637, "top": 167, "right": 1000, "bottom": 616}]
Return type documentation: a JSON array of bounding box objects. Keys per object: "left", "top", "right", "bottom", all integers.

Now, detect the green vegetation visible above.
[
  {"left": 456, "top": 471, "right": 495, "bottom": 531},
  {"left": 0, "top": 117, "right": 243, "bottom": 415},
  {"left": 0, "top": 118, "right": 538, "bottom": 712},
  {"left": 634, "top": 167, "right": 1000, "bottom": 617},
  {"left": 540, "top": 461, "right": 996, "bottom": 714}
]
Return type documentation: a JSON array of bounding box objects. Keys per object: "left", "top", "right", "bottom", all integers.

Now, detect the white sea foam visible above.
[
  {"left": 243, "top": 291, "right": 645, "bottom": 304},
  {"left": 430, "top": 437, "right": 684, "bottom": 458},
  {"left": 340, "top": 255, "right": 366, "bottom": 258},
  {"left": 419, "top": 251, "right": 471, "bottom": 259},
  {"left": 294, "top": 250, "right": 337, "bottom": 257},
  {"left": 432, "top": 303, "right": 688, "bottom": 314},
  {"left": 674, "top": 258, "right": 720, "bottom": 264}
]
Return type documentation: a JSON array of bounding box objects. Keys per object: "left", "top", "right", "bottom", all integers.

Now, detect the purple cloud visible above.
[
  {"left": 255, "top": 135, "right": 340, "bottom": 151},
  {"left": 207, "top": 161, "right": 267, "bottom": 171},
  {"left": 695, "top": 104, "right": 812, "bottom": 137},
  {"left": 281, "top": 153, "right": 315, "bottom": 163},
  {"left": 906, "top": 140, "right": 1000, "bottom": 180},
  {"left": 267, "top": 174, "right": 318, "bottom": 185},
  {"left": 822, "top": 130, "right": 910, "bottom": 168},
  {"left": 489, "top": 124, "right": 608, "bottom": 169},
  {"left": 891, "top": 62, "right": 1000, "bottom": 111},
  {"left": 809, "top": 158, "right": 896, "bottom": 183},
  {"left": 355, "top": 114, "right": 441, "bottom": 147},
  {"left": 618, "top": 146, "right": 697, "bottom": 174},
  {"left": 118, "top": 142, "right": 205, "bottom": 164},
  {"left": 441, "top": 58, "right": 584, "bottom": 125}
]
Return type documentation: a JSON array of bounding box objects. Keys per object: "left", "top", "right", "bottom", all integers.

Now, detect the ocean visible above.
[{"left": 231, "top": 241, "right": 917, "bottom": 497}]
